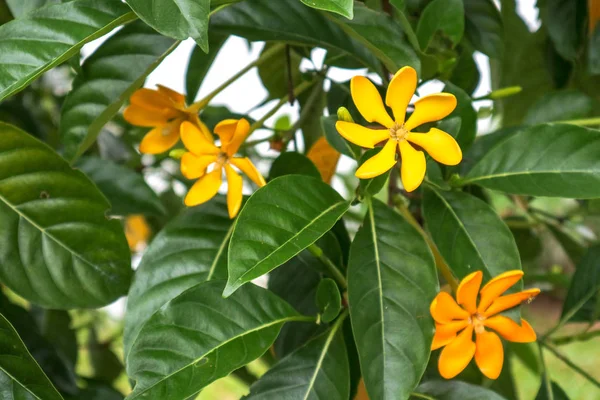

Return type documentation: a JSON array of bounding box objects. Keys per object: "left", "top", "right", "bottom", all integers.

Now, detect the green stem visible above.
[
  {"left": 555, "top": 117, "right": 600, "bottom": 126},
  {"left": 308, "top": 244, "right": 348, "bottom": 290},
  {"left": 541, "top": 286, "right": 599, "bottom": 340},
  {"left": 410, "top": 393, "right": 436, "bottom": 400},
  {"left": 551, "top": 328, "right": 600, "bottom": 345},
  {"left": 541, "top": 340, "right": 600, "bottom": 390},
  {"left": 538, "top": 341, "right": 554, "bottom": 400}
]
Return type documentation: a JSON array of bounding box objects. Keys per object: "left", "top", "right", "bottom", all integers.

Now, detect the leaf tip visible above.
[{"left": 222, "top": 280, "right": 241, "bottom": 298}]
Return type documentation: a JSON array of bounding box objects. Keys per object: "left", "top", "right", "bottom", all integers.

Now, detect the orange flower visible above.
[
  {"left": 123, "top": 85, "right": 211, "bottom": 154},
  {"left": 430, "top": 270, "right": 540, "bottom": 380}
]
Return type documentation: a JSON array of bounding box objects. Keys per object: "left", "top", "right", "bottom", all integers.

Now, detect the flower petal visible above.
[
  {"left": 430, "top": 292, "right": 470, "bottom": 324},
  {"left": 180, "top": 153, "right": 216, "bottom": 180},
  {"left": 484, "top": 316, "right": 537, "bottom": 343},
  {"left": 398, "top": 140, "right": 426, "bottom": 192},
  {"left": 483, "top": 289, "right": 541, "bottom": 317},
  {"left": 438, "top": 325, "right": 476, "bottom": 379},
  {"left": 351, "top": 76, "right": 395, "bottom": 128},
  {"left": 478, "top": 270, "right": 524, "bottom": 313},
  {"left": 184, "top": 167, "right": 222, "bottom": 207},
  {"left": 407, "top": 128, "right": 462, "bottom": 165},
  {"left": 226, "top": 118, "right": 251, "bottom": 156},
  {"left": 335, "top": 121, "right": 389, "bottom": 149},
  {"left": 456, "top": 271, "right": 483, "bottom": 314},
  {"left": 230, "top": 157, "right": 266, "bottom": 187},
  {"left": 190, "top": 115, "right": 214, "bottom": 143},
  {"left": 386, "top": 66, "right": 417, "bottom": 124},
  {"left": 214, "top": 119, "right": 238, "bottom": 144},
  {"left": 130, "top": 88, "right": 174, "bottom": 110},
  {"left": 475, "top": 330, "right": 504, "bottom": 379},
  {"left": 355, "top": 139, "right": 397, "bottom": 179},
  {"left": 123, "top": 104, "right": 171, "bottom": 127},
  {"left": 432, "top": 320, "right": 470, "bottom": 350},
  {"left": 157, "top": 84, "right": 186, "bottom": 108},
  {"left": 404, "top": 93, "right": 457, "bottom": 131},
  {"left": 225, "top": 164, "right": 243, "bottom": 218},
  {"left": 180, "top": 121, "right": 220, "bottom": 155},
  {"left": 139, "top": 120, "right": 181, "bottom": 154}
]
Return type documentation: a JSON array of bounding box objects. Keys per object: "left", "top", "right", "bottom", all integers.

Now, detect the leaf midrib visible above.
[{"left": 463, "top": 169, "right": 600, "bottom": 185}]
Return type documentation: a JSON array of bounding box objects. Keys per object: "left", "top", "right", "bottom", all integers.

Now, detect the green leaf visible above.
[
  {"left": 0, "top": 0, "right": 135, "bottom": 102},
  {"left": 125, "top": 0, "right": 210, "bottom": 51},
  {"left": 348, "top": 199, "right": 437, "bottom": 400},
  {"left": 186, "top": 35, "right": 227, "bottom": 104},
  {"left": 463, "top": 0, "right": 503, "bottom": 58},
  {"left": 225, "top": 175, "right": 350, "bottom": 296},
  {"left": 458, "top": 126, "right": 521, "bottom": 176},
  {"left": 31, "top": 308, "right": 78, "bottom": 369},
  {"left": 535, "top": 379, "right": 570, "bottom": 400},
  {"left": 415, "top": 380, "right": 508, "bottom": 399},
  {"left": 299, "top": 81, "right": 328, "bottom": 151},
  {"left": 0, "top": 313, "right": 64, "bottom": 400},
  {"left": 443, "top": 82, "right": 477, "bottom": 152},
  {"left": 0, "top": 123, "right": 132, "bottom": 309},
  {"left": 244, "top": 318, "right": 350, "bottom": 399},
  {"left": 126, "top": 280, "right": 306, "bottom": 400},
  {"left": 358, "top": 148, "right": 390, "bottom": 198},
  {"left": 88, "top": 328, "right": 123, "bottom": 384},
  {"left": 462, "top": 124, "right": 600, "bottom": 198},
  {"left": 5, "top": 0, "right": 59, "bottom": 18},
  {"left": 123, "top": 197, "right": 232, "bottom": 357},
  {"left": 416, "top": 0, "right": 464, "bottom": 51},
  {"left": 67, "top": 381, "right": 124, "bottom": 400},
  {"left": 269, "top": 152, "right": 321, "bottom": 180},
  {"left": 589, "top": 25, "right": 600, "bottom": 75},
  {"left": 523, "top": 90, "right": 593, "bottom": 125},
  {"left": 539, "top": 0, "right": 586, "bottom": 61},
  {"left": 257, "top": 43, "right": 302, "bottom": 100},
  {"left": 60, "top": 21, "right": 178, "bottom": 162},
  {"left": 300, "top": 0, "right": 353, "bottom": 18},
  {"left": 449, "top": 49, "right": 480, "bottom": 95},
  {"left": 321, "top": 115, "right": 361, "bottom": 160},
  {"left": 316, "top": 278, "right": 342, "bottom": 323},
  {"left": 561, "top": 245, "right": 600, "bottom": 323}
]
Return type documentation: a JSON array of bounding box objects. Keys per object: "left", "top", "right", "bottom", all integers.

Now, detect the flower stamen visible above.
[{"left": 389, "top": 123, "right": 408, "bottom": 141}]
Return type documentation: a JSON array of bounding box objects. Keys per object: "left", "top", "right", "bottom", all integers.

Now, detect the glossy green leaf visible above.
[
  {"left": 269, "top": 152, "right": 321, "bottom": 180},
  {"left": 0, "top": 313, "right": 64, "bottom": 400},
  {"left": 443, "top": 81, "right": 477, "bottom": 152},
  {"left": 123, "top": 197, "right": 232, "bottom": 357},
  {"left": 535, "top": 378, "right": 570, "bottom": 400},
  {"left": 415, "top": 380, "right": 508, "bottom": 400},
  {"left": 225, "top": 175, "right": 350, "bottom": 296},
  {"left": 462, "top": 124, "right": 600, "bottom": 198},
  {"left": 416, "top": 0, "right": 464, "bottom": 51},
  {"left": 0, "top": 0, "right": 135, "bottom": 102},
  {"left": 126, "top": 280, "right": 306, "bottom": 400},
  {"left": 561, "top": 245, "right": 600, "bottom": 323},
  {"left": 125, "top": 0, "right": 210, "bottom": 51},
  {"left": 458, "top": 126, "right": 521, "bottom": 176},
  {"left": 0, "top": 123, "right": 132, "bottom": 309},
  {"left": 523, "top": 90, "right": 593, "bottom": 125},
  {"left": 316, "top": 278, "right": 342, "bottom": 323},
  {"left": 60, "top": 21, "right": 177, "bottom": 162},
  {"left": 300, "top": 0, "right": 353, "bottom": 18},
  {"left": 463, "top": 0, "right": 503, "bottom": 58},
  {"left": 5, "top": 0, "right": 59, "bottom": 18},
  {"left": 185, "top": 35, "right": 227, "bottom": 104},
  {"left": 540, "top": 0, "right": 586, "bottom": 61},
  {"left": 321, "top": 115, "right": 361, "bottom": 160},
  {"left": 348, "top": 199, "right": 437, "bottom": 400}
]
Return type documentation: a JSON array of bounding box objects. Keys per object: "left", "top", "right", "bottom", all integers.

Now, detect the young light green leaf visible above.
[
  {"left": 300, "top": 0, "right": 353, "bottom": 18},
  {"left": 0, "top": 123, "right": 132, "bottom": 309},
  {"left": 348, "top": 199, "right": 437, "bottom": 400},
  {"left": 316, "top": 278, "right": 342, "bottom": 323},
  {"left": 463, "top": 0, "right": 503, "bottom": 58},
  {"left": 416, "top": 380, "right": 509, "bottom": 400},
  {"left": 416, "top": 0, "right": 464, "bottom": 51},
  {"left": 561, "top": 245, "right": 600, "bottom": 323}
]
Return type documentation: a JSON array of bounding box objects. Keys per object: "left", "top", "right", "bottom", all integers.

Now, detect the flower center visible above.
[
  {"left": 470, "top": 313, "right": 486, "bottom": 334},
  {"left": 216, "top": 151, "right": 229, "bottom": 165},
  {"left": 389, "top": 123, "right": 408, "bottom": 141}
]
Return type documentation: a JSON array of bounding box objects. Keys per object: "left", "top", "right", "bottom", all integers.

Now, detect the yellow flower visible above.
[
  {"left": 125, "top": 215, "right": 151, "bottom": 252},
  {"left": 123, "top": 85, "right": 211, "bottom": 154},
  {"left": 430, "top": 270, "right": 540, "bottom": 380},
  {"left": 180, "top": 119, "right": 266, "bottom": 218},
  {"left": 336, "top": 66, "right": 462, "bottom": 192}
]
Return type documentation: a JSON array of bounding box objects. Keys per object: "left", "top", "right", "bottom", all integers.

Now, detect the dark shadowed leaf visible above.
[
  {"left": 415, "top": 380, "right": 508, "bottom": 399},
  {"left": 300, "top": 0, "right": 353, "bottom": 18},
  {"left": 463, "top": 0, "right": 503, "bottom": 58},
  {"left": 416, "top": 0, "right": 464, "bottom": 51},
  {"left": 316, "top": 278, "right": 342, "bottom": 323},
  {"left": 562, "top": 245, "right": 600, "bottom": 323}
]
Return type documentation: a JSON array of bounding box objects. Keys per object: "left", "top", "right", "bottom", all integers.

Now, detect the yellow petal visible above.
[
  {"left": 484, "top": 316, "right": 537, "bottom": 343},
  {"left": 225, "top": 164, "right": 243, "bottom": 218},
  {"left": 475, "top": 330, "right": 504, "bottom": 380},
  {"left": 456, "top": 271, "right": 483, "bottom": 314},
  {"left": 184, "top": 167, "right": 222, "bottom": 207},
  {"left": 355, "top": 139, "right": 397, "bottom": 179},
  {"left": 483, "top": 288, "right": 541, "bottom": 317},
  {"left": 404, "top": 93, "right": 457, "bottom": 131},
  {"left": 226, "top": 118, "right": 251, "bottom": 156},
  {"left": 125, "top": 215, "right": 151, "bottom": 251},
  {"left": 351, "top": 76, "right": 394, "bottom": 128},
  {"left": 190, "top": 115, "right": 214, "bottom": 143},
  {"left": 407, "top": 128, "right": 462, "bottom": 166},
  {"left": 398, "top": 140, "right": 426, "bottom": 192},
  {"left": 123, "top": 104, "right": 171, "bottom": 127},
  {"left": 214, "top": 119, "right": 238, "bottom": 144},
  {"left": 157, "top": 84, "right": 186, "bottom": 108},
  {"left": 432, "top": 320, "right": 470, "bottom": 350},
  {"left": 386, "top": 66, "right": 417, "bottom": 124},
  {"left": 438, "top": 325, "right": 476, "bottom": 379},
  {"left": 139, "top": 120, "right": 181, "bottom": 154},
  {"left": 180, "top": 121, "right": 220, "bottom": 155},
  {"left": 430, "top": 292, "right": 470, "bottom": 324},
  {"left": 335, "top": 121, "right": 389, "bottom": 149},
  {"left": 478, "top": 270, "right": 524, "bottom": 313},
  {"left": 230, "top": 157, "right": 266, "bottom": 187},
  {"left": 307, "top": 137, "right": 341, "bottom": 183},
  {"left": 180, "top": 153, "right": 216, "bottom": 180},
  {"left": 130, "top": 88, "right": 174, "bottom": 111}
]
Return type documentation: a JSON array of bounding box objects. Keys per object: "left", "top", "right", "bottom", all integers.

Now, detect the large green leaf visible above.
[
  {"left": 415, "top": 380, "right": 508, "bottom": 399},
  {"left": 522, "top": 90, "right": 593, "bottom": 125},
  {"left": 416, "top": 0, "right": 464, "bottom": 51},
  {"left": 463, "top": 0, "right": 503, "bottom": 58},
  {"left": 269, "top": 152, "right": 321, "bottom": 180},
  {"left": 60, "top": 21, "right": 178, "bottom": 162},
  {"left": 225, "top": 175, "right": 349, "bottom": 296},
  {"left": 348, "top": 199, "right": 437, "bottom": 400},
  {"left": 126, "top": 280, "right": 307, "bottom": 400},
  {"left": 561, "top": 245, "right": 600, "bottom": 323},
  {"left": 0, "top": 313, "right": 64, "bottom": 400},
  {"left": 462, "top": 124, "right": 600, "bottom": 198},
  {"left": 123, "top": 197, "right": 232, "bottom": 357},
  {"left": 185, "top": 35, "right": 227, "bottom": 104},
  {"left": 300, "top": 0, "right": 353, "bottom": 18},
  {"left": 534, "top": 378, "right": 570, "bottom": 400},
  {"left": 0, "top": 123, "right": 132, "bottom": 309},
  {"left": 0, "top": 0, "right": 135, "bottom": 102},
  {"left": 125, "top": 0, "right": 210, "bottom": 51}
]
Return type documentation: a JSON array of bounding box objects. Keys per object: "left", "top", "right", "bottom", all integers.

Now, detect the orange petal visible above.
[
  {"left": 184, "top": 167, "right": 222, "bottom": 207},
  {"left": 407, "top": 128, "right": 462, "bottom": 166},
  {"left": 430, "top": 292, "right": 470, "bottom": 324},
  {"left": 180, "top": 121, "right": 220, "bottom": 155},
  {"left": 307, "top": 137, "right": 341, "bottom": 183},
  {"left": 225, "top": 164, "right": 243, "bottom": 218},
  {"left": 229, "top": 157, "right": 266, "bottom": 187},
  {"left": 404, "top": 93, "right": 457, "bottom": 131},
  {"left": 180, "top": 153, "right": 216, "bottom": 180},
  {"left": 456, "top": 271, "right": 483, "bottom": 314},
  {"left": 483, "top": 289, "right": 541, "bottom": 317},
  {"left": 386, "top": 66, "right": 417, "bottom": 124},
  {"left": 335, "top": 121, "right": 389, "bottom": 148},
  {"left": 139, "top": 121, "right": 181, "bottom": 154},
  {"left": 355, "top": 139, "right": 397, "bottom": 179},
  {"left": 123, "top": 104, "right": 171, "bottom": 127},
  {"left": 130, "top": 88, "right": 174, "bottom": 111},
  {"left": 432, "top": 320, "right": 470, "bottom": 350},
  {"left": 351, "top": 76, "right": 395, "bottom": 128},
  {"left": 438, "top": 325, "right": 476, "bottom": 379},
  {"left": 157, "top": 84, "right": 186, "bottom": 108},
  {"left": 478, "top": 270, "right": 524, "bottom": 313},
  {"left": 398, "top": 140, "right": 426, "bottom": 192},
  {"left": 475, "top": 330, "right": 504, "bottom": 379},
  {"left": 484, "top": 316, "right": 537, "bottom": 343}
]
